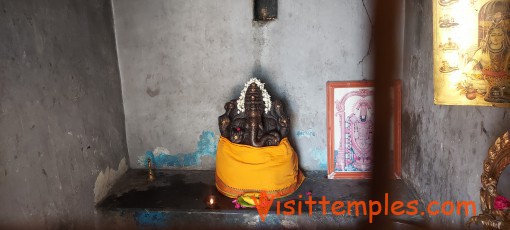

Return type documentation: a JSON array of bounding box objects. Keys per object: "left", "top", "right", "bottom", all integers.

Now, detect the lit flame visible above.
[{"left": 209, "top": 197, "right": 214, "bottom": 205}]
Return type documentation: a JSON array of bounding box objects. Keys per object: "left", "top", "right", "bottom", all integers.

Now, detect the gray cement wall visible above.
[
  {"left": 0, "top": 0, "right": 128, "bottom": 227},
  {"left": 402, "top": 0, "right": 510, "bottom": 227},
  {"left": 3, "top": 0, "right": 495, "bottom": 227},
  {"left": 113, "top": 0, "right": 377, "bottom": 170}
]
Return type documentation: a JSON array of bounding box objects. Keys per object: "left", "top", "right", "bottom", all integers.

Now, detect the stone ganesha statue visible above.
[{"left": 218, "top": 78, "right": 290, "bottom": 147}]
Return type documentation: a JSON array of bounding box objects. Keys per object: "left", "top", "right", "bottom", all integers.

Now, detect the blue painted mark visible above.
[
  {"left": 138, "top": 131, "right": 218, "bottom": 168},
  {"left": 258, "top": 214, "right": 280, "bottom": 226},
  {"left": 296, "top": 129, "right": 316, "bottom": 138},
  {"left": 311, "top": 147, "right": 327, "bottom": 170},
  {"left": 134, "top": 211, "right": 168, "bottom": 227}
]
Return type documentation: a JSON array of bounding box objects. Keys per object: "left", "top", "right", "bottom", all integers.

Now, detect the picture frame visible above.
[
  {"left": 433, "top": 0, "right": 510, "bottom": 107},
  {"left": 326, "top": 80, "right": 401, "bottom": 179}
]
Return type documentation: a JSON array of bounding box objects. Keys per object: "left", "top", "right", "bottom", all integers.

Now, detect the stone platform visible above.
[{"left": 97, "top": 170, "right": 428, "bottom": 229}]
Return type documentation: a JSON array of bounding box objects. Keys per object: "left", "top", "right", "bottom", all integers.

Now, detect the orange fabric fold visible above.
[{"left": 215, "top": 136, "right": 305, "bottom": 198}]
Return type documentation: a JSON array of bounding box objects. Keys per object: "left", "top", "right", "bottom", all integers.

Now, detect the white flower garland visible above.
[{"left": 237, "top": 78, "right": 272, "bottom": 114}]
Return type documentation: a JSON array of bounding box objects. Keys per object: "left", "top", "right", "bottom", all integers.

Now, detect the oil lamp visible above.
[
  {"left": 206, "top": 195, "right": 218, "bottom": 209},
  {"left": 147, "top": 158, "right": 156, "bottom": 182}
]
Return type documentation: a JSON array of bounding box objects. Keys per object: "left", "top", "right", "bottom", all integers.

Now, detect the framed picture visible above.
[
  {"left": 433, "top": 0, "right": 510, "bottom": 107},
  {"left": 326, "top": 80, "right": 401, "bottom": 179}
]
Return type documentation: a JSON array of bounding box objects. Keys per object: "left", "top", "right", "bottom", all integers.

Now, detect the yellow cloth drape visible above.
[{"left": 215, "top": 136, "right": 305, "bottom": 198}]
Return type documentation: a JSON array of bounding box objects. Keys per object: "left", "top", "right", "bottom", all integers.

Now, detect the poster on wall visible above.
[
  {"left": 326, "top": 81, "right": 401, "bottom": 179},
  {"left": 433, "top": 0, "right": 510, "bottom": 106}
]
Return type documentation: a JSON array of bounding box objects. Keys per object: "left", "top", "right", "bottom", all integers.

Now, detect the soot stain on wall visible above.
[{"left": 145, "top": 74, "right": 161, "bottom": 97}]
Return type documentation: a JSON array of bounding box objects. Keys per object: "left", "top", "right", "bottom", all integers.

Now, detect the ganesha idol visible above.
[{"left": 215, "top": 78, "right": 305, "bottom": 199}]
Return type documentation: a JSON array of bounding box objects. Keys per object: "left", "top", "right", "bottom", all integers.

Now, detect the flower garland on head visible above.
[{"left": 237, "top": 78, "right": 272, "bottom": 114}]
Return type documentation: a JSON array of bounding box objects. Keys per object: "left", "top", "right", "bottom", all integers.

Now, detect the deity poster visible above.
[
  {"left": 326, "top": 81, "right": 402, "bottom": 179},
  {"left": 433, "top": 0, "right": 510, "bottom": 106},
  {"left": 334, "top": 87, "right": 374, "bottom": 173}
]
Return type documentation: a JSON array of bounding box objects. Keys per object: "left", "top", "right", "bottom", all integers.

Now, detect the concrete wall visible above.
[
  {"left": 0, "top": 0, "right": 128, "bottom": 227},
  {"left": 113, "top": 0, "right": 377, "bottom": 170},
  {"left": 402, "top": 0, "right": 510, "bottom": 227},
  {"left": 4, "top": 0, "right": 498, "bottom": 227}
]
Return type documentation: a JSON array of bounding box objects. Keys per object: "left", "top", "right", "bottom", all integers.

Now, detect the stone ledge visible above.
[{"left": 97, "top": 170, "right": 427, "bottom": 229}]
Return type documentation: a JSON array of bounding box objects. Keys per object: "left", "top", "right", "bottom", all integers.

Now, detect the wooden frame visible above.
[{"left": 326, "top": 80, "right": 401, "bottom": 179}]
